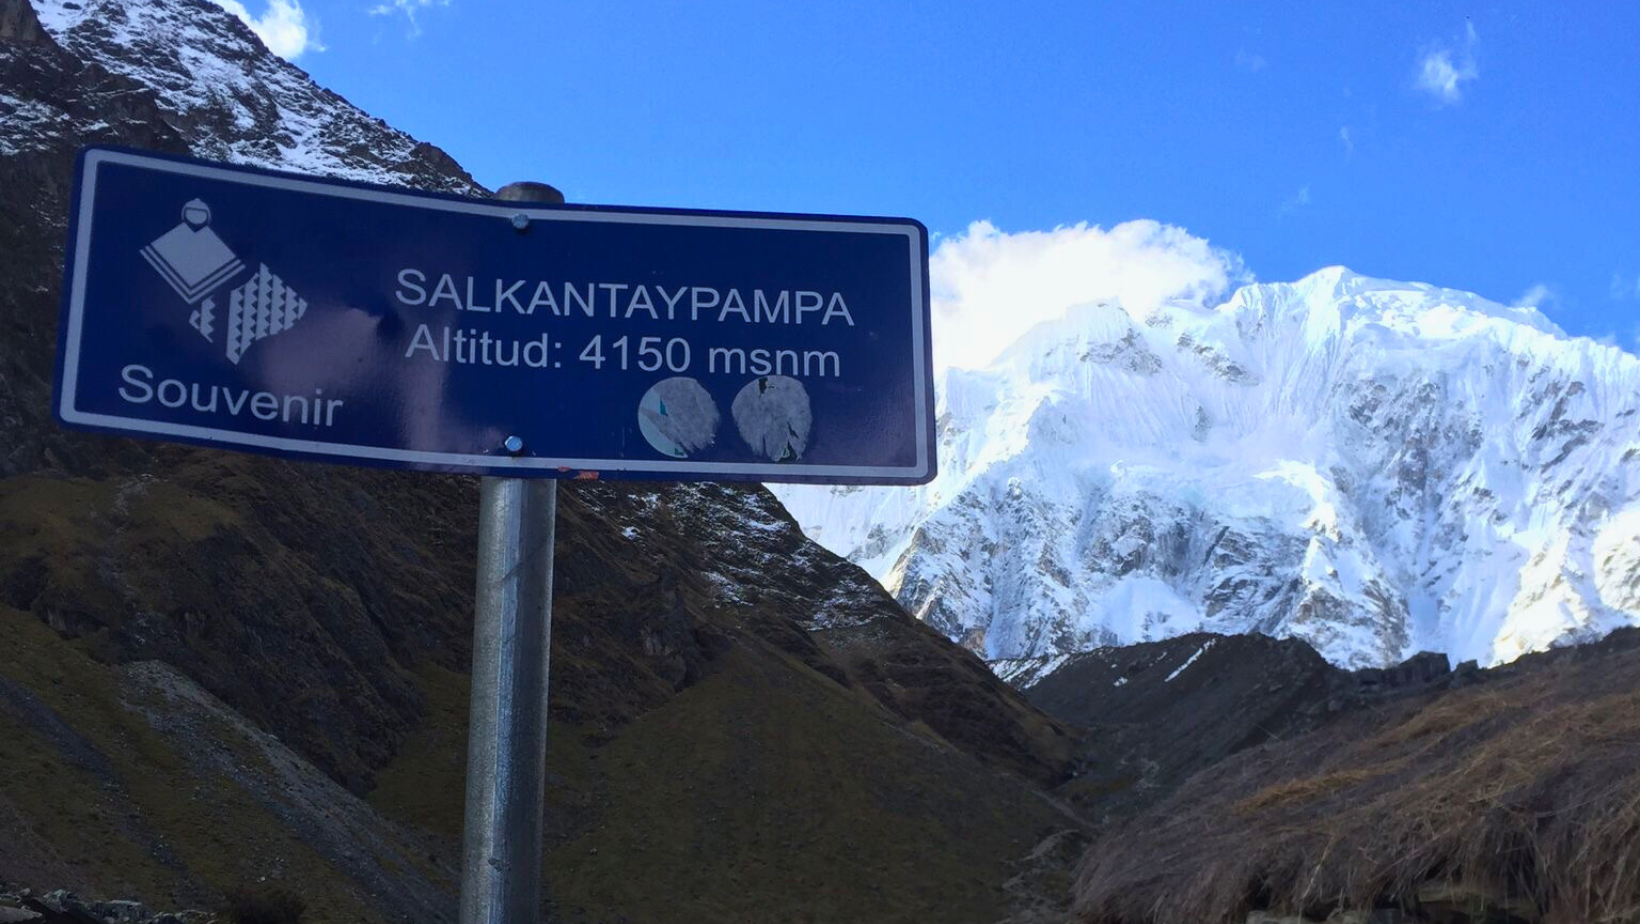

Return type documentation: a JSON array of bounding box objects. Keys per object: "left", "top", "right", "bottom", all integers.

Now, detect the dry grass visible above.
[
  {"left": 1072, "top": 630, "right": 1640, "bottom": 924},
  {"left": 1232, "top": 767, "right": 1387, "bottom": 814}
]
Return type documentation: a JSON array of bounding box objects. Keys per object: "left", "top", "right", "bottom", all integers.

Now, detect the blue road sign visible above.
[{"left": 53, "top": 147, "right": 935, "bottom": 484}]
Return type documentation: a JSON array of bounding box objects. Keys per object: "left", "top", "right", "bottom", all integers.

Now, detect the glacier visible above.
[{"left": 775, "top": 266, "right": 1640, "bottom": 669}]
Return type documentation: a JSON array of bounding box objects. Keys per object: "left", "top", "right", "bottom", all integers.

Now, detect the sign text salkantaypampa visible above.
[{"left": 54, "top": 147, "right": 935, "bottom": 484}]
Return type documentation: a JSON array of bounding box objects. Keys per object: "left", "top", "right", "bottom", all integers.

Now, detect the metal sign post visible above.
[{"left": 459, "top": 182, "right": 565, "bottom": 924}]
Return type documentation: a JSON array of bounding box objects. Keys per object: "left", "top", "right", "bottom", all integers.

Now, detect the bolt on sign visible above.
[{"left": 54, "top": 147, "right": 936, "bottom": 485}]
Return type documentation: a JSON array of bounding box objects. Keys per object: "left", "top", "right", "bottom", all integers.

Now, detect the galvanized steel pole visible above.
[{"left": 459, "top": 180, "right": 565, "bottom": 924}]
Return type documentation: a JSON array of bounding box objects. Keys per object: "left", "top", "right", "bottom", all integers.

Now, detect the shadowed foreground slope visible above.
[{"left": 1069, "top": 629, "right": 1640, "bottom": 924}]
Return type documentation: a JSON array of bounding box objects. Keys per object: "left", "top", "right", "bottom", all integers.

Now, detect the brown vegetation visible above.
[{"left": 1071, "top": 629, "right": 1640, "bottom": 924}]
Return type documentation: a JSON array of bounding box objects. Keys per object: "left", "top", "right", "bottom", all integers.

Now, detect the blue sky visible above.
[{"left": 228, "top": 0, "right": 1639, "bottom": 354}]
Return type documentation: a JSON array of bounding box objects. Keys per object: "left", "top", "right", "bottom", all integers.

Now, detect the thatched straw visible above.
[{"left": 1072, "top": 630, "right": 1640, "bottom": 924}]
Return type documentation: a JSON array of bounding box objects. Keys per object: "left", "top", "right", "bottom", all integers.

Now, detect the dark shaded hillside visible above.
[
  {"left": 0, "top": 2, "right": 1085, "bottom": 921},
  {"left": 1021, "top": 632, "right": 1458, "bottom": 819},
  {"left": 1069, "top": 627, "right": 1640, "bottom": 924},
  {"left": 1005, "top": 628, "right": 1636, "bottom": 924}
]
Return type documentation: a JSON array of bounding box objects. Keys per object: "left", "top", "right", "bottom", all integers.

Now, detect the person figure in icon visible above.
[
  {"left": 140, "top": 198, "right": 309, "bottom": 364},
  {"left": 182, "top": 198, "right": 210, "bottom": 229},
  {"left": 141, "top": 198, "right": 247, "bottom": 344},
  {"left": 141, "top": 198, "right": 247, "bottom": 317}
]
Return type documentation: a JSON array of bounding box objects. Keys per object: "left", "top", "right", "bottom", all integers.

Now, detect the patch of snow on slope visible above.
[
  {"left": 1164, "top": 640, "right": 1215, "bottom": 682},
  {"left": 0, "top": 93, "right": 72, "bottom": 155},
  {"left": 32, "top": 0, "right": 479, "bottom": 194}
]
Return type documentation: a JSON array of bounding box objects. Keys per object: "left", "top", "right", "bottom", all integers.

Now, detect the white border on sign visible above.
[{"left": 58, "top": 148, "right": 931, "bottom": 481}]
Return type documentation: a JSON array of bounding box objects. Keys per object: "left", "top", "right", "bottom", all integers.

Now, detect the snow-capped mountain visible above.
[
  {"left": 776, "top": 267, "right": 1640, "bottom": 669},
  {"left": 22, "top": 0, "right": 479, "bottom": 193}
]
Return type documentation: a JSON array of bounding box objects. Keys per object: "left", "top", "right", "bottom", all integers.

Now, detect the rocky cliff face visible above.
[
  {"left": 778, "top": 270, "right": 1640, "bottom": 670},
  {"left": 0, "top": 2, "right": 1082, "bottom": 921},
  {"left": 30, "top": 0, "right": 478, "bottom": 194}
]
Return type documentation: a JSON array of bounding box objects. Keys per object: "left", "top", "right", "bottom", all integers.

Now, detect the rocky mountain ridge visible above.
[
  {"left": 778, "top": 268, "right": 1640, "bottom": 670},
  {"left": 28, "top": 0, "right": 478, "bottom": 194},
  {"left": 999, "top": 631, "right": 1467, "bottom": 823}
]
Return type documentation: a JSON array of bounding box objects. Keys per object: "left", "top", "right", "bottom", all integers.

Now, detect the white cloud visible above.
[
  {"left": 1416, "top": 21, "right": 1479, "bottom": 105},
  {"left": 1339, "top": 126, "right": 1354, "bottom": 155},
  {"left": 929, "top": 220, "right": 1247, "bottom": 371},
  {"left": 212, "top": 0, "right": 322, "bottom": 60},
  {"left": 1514, "top": 283, "right": 1556, "bottom": 309},
  {"left": 1234, "top": 48, "right": 1267, "bottom": 73},
  {"left": 369, "top": 0, "right": 451, "bottom": 38}
]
